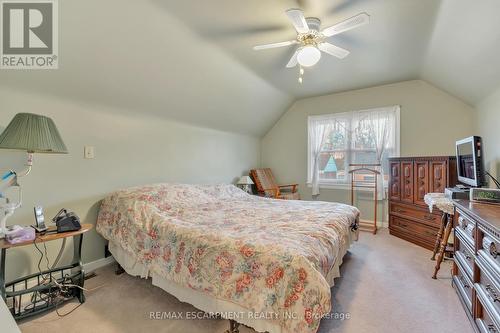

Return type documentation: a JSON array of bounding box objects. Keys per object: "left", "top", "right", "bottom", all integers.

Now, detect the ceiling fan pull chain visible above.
[{"left": 298, "top": 66, "right": 304, "bottom": 84}]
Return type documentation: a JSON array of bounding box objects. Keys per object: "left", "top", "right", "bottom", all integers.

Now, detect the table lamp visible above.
[
  {"left": 0, "top": 113, "right": 67, "bottom": 238},
  {"left": 237, "top": 176, "right": 254, "bottom": 194}
]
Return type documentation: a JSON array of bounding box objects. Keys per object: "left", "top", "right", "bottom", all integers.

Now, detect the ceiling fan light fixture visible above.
[{"left": 297, "top": 45, "right": 321, "bottom": 67}]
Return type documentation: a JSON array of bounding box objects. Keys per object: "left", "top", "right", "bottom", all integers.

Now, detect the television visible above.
[{"left": 456, "top": 136, "right": 484, "bottom": 187}]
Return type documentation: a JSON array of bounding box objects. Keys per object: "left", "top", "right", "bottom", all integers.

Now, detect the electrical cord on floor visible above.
[{"left": 21, "top": 235, "right": 105, "bottom": 318}]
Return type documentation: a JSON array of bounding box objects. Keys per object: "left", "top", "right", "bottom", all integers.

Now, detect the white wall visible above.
[
  {"left": 261, "top": 80, "right": 476, "bottom": 222},
  {"left": 476, "top": 86, "right": 500, "bottom": 183},
  {"left": 0, "top": 88, "right": 260, "bottom": 281}
]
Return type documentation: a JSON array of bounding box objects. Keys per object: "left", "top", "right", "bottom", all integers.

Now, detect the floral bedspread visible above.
[{"left": 96, "top": 184, "right": 359, "bottom": 333}]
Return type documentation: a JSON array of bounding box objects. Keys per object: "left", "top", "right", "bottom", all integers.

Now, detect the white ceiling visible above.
[
  {"left": 421, "top": 0, "right": 500, "bottom": 103},
  {"left": 160, "top": 0, "right": 500, "bottom": 104},
  {"left": 158, "top": 0, "right": 441, "bottom": 99},
  {"left": 1, "top": 0, "right": 499, "bottom": 136}
]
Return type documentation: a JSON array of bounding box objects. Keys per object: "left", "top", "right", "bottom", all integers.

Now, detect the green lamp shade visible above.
[{"left": 0, "top": 113, "right": 68, "bottom": 153}]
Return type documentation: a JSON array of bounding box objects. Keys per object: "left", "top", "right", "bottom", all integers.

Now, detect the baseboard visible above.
[
  {"left": 83, "top": 256, "right": 115, "bottom": 273},
  {"left": 360, "top": 219, "right": 388, "bottom": 228}
]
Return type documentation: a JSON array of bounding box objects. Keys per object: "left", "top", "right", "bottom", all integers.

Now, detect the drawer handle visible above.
[
  {"left": 484, "top": 237, "right": 498, "bottom": 259},
  {"left": 486, "top": 285, "right": 500, "bottom": 303},
  {"left": 459, "top": 275, "right": 470, "bottom": 289},
  {"left": 394, "top": 208, "right": 405, "bottom": 214},
  {"left": 459, "top": 216, "right": 467, "bottom": 228},
  {"left": 488, "top": 324, "right": 498, "bottom": 333},
  {"left": 491, "top": 244, "right": 498, "bottom": 259},
  {"left": 461, "top": 249, "right": 472, "bottom": 261},
  {"left": 465, "top": 224, "right": 475, "bottom": 237}
]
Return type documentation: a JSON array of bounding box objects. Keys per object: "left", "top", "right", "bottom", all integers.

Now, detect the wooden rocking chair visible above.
[{"left": 249, "top": 168, "right": 300, "bottom": 200}]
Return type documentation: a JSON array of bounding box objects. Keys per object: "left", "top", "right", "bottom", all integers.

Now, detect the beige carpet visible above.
[{"left": 19, "top": 229, "right": 473, "bottom": 333}]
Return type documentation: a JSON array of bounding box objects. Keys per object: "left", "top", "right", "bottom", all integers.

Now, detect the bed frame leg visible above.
[
  {"left": 224, "top": 320, "right": 240, "bottom": 333},
  {"left": 115, "top": 263, "right": 125, "bottom": 275}
]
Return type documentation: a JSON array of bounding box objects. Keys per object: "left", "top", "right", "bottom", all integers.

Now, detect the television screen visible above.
[
  {"left": 457, "top": 141, "right": 475, "bottom": 180},
  {"left": 456, "top": 136, "right": 483, "bottom": 187}
]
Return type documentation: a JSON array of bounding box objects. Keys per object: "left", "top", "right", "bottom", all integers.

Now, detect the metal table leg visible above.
[
  {"left": 72, "top": 234, "right": 86, "bottom": 303},
  {"left": 0, "top": 249, "right": 5, "bottom": 301}
]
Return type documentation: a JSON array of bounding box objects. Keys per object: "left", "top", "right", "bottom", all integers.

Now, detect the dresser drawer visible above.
[
  {"left": 455, "top": 229, "right": 475, "bottom": 280},
  {"left": 457, "top": 213, "right": 476, "bottom": 247},
  {"left": 478, "top": 227, "right": 500, "bottom": 277},
  {"left": 477, "top": 256, "right": 500, "bottom": 316},
  {"left": 390, "top": 202, "right": 442, "bottom": 227},
  {"left": 453, "top": 258, "right": 474, "bottom": 314},
  {"left": 476, "top": 283, "right": 500, "bottom": 333}
]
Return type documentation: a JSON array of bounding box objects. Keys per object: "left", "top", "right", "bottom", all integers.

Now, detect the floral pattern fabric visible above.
[{"left": 96, "top": 183, "right": 359, "bottom": 333}]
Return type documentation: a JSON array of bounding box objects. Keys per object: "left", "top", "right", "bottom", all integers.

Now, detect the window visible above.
[{"left": 307, "top": 106, "right": 400, "bottom": 189}]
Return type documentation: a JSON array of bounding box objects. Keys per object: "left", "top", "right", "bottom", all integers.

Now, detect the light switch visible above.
[{"left": 84, "top": 146, "right": 95, "bottom": 159}]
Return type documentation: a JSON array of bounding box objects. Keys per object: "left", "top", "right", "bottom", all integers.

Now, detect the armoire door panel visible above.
[
  {"left": 430, "top": 161, "right": 447, "bottom": 193},
  {"left": 401, "top": 161, "right": 414, "bottom": 203},
  {"left": 414, "top": 161, "right": 429, "bottom": 205},
  {"left": 389, "top": 162, "right": 401, "bottom": 201}
]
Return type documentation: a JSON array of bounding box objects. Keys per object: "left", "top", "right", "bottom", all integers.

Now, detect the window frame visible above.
[{"left": 307, "top": 107, "right": 400, "bottom": 190}]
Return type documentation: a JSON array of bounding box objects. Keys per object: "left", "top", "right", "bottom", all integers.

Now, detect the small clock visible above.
[{"left": 470, "top": 188, "right": 500, "bottom": 204}]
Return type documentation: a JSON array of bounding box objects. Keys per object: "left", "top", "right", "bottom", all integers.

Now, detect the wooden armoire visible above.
[{"left": 388, "top": 156, "right": 457, "bottom": 250}]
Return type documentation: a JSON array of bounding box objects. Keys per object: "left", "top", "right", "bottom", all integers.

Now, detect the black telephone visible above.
[{"left": 52, "top": 209, "right": 81, "bottom": 233}]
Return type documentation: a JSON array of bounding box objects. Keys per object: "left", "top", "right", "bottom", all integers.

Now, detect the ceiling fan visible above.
[{"left": 253, "top": 9, "right": 370, "bottom": 68}]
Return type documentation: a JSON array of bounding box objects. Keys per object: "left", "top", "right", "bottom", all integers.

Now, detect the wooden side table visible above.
[
  {"left": 0, "top": 224, "right": 92, "bottom": 320},
  {"left": 424, "top": 193, "right": 455, "bottom": 279}
]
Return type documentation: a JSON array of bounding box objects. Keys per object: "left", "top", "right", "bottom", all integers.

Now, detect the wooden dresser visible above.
[
  {"left": 453, "top": 200, "right": 500, "bottom": 332},
  {"left": 388, "top": 156, "right": 457, "bottom": 250}
]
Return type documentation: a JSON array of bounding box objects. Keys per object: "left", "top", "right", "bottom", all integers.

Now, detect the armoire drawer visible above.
[
  {"left": 389, "top": 216, "right": 438, "bottom": 243},
  {"left": 390, "top": 202, "right": 442, "bottom": 228}
]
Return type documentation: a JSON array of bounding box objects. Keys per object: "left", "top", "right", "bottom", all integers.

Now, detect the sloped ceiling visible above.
[
  {"left": 421, "top": 0, "right": 500, "bottom": 104},
  {"left": 1, "top": 0, "right": 499, "bottom": 136},
  {"left": 0, "top": 0, "right": 293, "bottom": 136},
  {"left": 159, "top": 0, "right": 441, "bottom": 99}
]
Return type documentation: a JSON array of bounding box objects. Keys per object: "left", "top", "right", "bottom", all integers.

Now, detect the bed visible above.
[{"left": 96, "top": 183, "right": 359, "bottom": 333}]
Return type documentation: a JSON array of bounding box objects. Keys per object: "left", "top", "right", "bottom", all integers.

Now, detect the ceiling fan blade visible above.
[
  {"left": 286, "top": 49, "right": 299, "bottom": 68},
  {"left": 285, "top": 9, "right": 310, "bottom": 34},
  {"left": 318, "top": 42, "right": 350, "bottom": 59},
  {"left": 253, "top": 40, "right": 297, "bottom": 51},
  {"left": 322, "top": 13, "right": 370, "bottom": 37}
]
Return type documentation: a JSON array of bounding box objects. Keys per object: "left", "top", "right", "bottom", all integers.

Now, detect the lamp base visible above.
[
  {"left": 0, "top": 202, "right": 20, "bottom": 239},
  {"left": 237, "top": 184, "right": 252, "bottom": 194}
]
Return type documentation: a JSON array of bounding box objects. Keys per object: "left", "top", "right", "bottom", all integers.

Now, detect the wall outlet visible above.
[{"left": 84, "top": 146, "right": 95, "bottom": 159}]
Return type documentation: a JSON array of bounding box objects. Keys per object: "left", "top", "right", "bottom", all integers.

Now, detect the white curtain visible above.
[
  {"left": 308, "top": 106, "right": 399, "bottom": 200},
  {"left": 309, "top": 120, "right": 331, "bottom": 197},
  {"left": 352, "top": 106, "right": 400, "bottom": 200}
]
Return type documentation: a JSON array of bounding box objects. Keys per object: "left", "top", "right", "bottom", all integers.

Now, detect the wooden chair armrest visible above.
[
  {"left": 261, "top": 187, "right": 280, "bottom": 198},
  {"left": 278, "top": 184, "right": 298, "bottom": 192}
]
